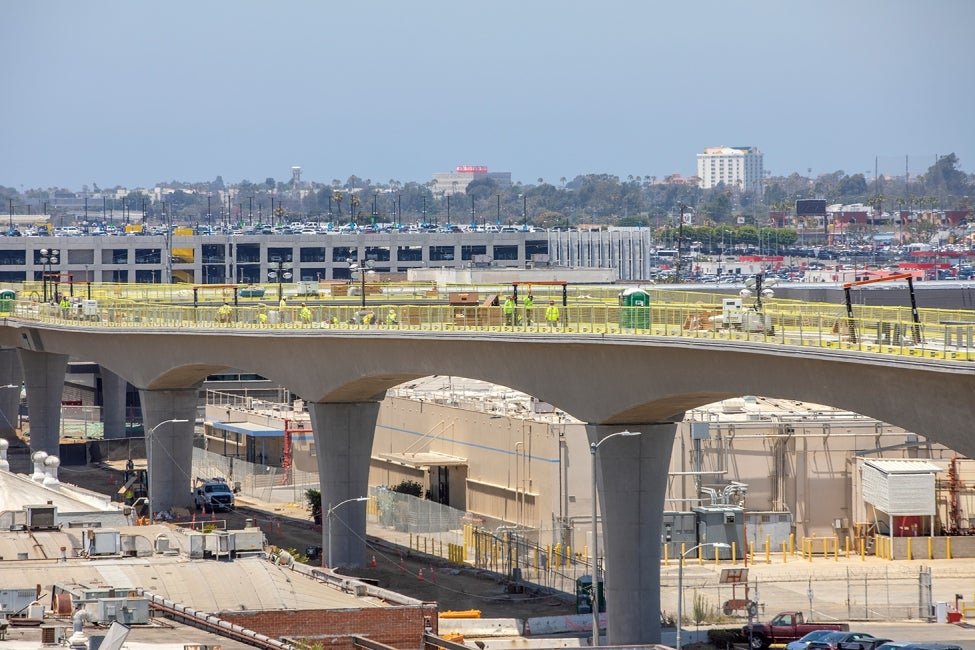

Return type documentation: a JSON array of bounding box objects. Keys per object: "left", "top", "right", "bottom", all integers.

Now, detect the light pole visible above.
[
  {"left": 675, "top": 203, "right": 688, "bottom": 284},
  {"left": 676, "top": 542, "right": 730, "bottom": 650},
  {"left": 39, "top": 248, "right": 59, "bottom": 302},
  {"left": 327, "top": 496, "right": 370, "bottom": 568},
  {"left": 145, "top": 418, "right": 189, "bottom": 521},
  {"left": 589, "top": 429, "right": 642, "bottom": 646},
  {"left": 268, "top": 259, "right": 292, "bottom": 302},
  {"left": 348, "top": 259, "right": 374, "bottom": 310}
]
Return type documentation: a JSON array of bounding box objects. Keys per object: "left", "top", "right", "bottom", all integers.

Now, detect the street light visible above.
[
  {"left": 675, "top": 203, "right": 688, "bottom": 284},
  {"left": 676, "top": 542, "right": 730, "bottom": 650},
  {"left": 589, "top": 429, "right": 642, "bottom": 646},
  {"left": 347, "top": 259, "right": 374, "bottom": 310},
  {"left": 268, "top": 258, "right": 293, "bottom": 302},
  {"left": 327, "top": 496, "right": 370, "bottom": 569},
  {"left": 39, "top": 248, "right": 59, "bottom": 302},
  {"left": 145, "top": 418, "right": 189, "bottom": 521}
]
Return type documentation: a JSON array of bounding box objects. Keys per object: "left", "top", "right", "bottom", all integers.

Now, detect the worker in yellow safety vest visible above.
[
  {"left": 545, "top": 300, "right": 560, "bottom": 328},
  {"left": 523, "top": 294, "right": 534, "bottom": 325},
  {"left": 502, "top": 296, "right": 516, "bottom": 326},
  {"left": 217, "top": 302, "right": 233, "bottom": 323},
  {"left": 299, "top": 303, "right": 312, "bottom": 324}
]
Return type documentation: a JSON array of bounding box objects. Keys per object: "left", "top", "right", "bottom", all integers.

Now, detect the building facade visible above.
[
  {"left": 697, "top": 146, "right": 764, "bottom": 191},
  {"left": 431, "top": 165, "right": 512, "bottom": 197},
  {"left": 0, "top": 229, "right": 672, "bottom": 286}
]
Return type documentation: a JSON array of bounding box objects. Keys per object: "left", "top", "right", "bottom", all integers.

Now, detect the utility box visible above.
[
  {"left": 81, "top": 299, "right": 99, "bottom": 320},
  {"left": 721, "top": 298, "right": 743, "bottom": 327},
  {"left": 693, "top": 505, "right": 745, "bottom": 560},
  {"left": 661, "top": 511, "right": 697, "bottom": 559},
  {"left": 575, "top": 575, "right": 604, "bottom": 614},
  {"left": 619, "top": 288, "right": 651, "bottom": 328}
]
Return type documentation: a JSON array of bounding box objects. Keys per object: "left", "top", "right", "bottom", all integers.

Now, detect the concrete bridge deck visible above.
[{"left": 1, "top": 295, "right": 973, "bottom": 646}]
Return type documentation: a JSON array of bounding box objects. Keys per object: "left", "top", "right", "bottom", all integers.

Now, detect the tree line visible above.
[{"left": 3, "top": 154, "right": 972, "bottom": 230}]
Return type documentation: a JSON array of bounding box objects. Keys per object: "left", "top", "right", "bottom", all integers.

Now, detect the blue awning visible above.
[{"left": 211, "top": 421, "right": 284, "bottom": 438}]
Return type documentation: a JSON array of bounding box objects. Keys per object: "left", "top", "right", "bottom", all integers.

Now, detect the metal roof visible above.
[
  {"left": 863, "top": 458, "right": 943, "bottom": 474},
  {"left": 377, "top": 451, "right": 468, "bottom": 469},
  {"left": 0, "top": 470, "right": 125, "bottom": 514},
  {"left": 0, "top": 553, "right": 386, "bottom": 614}
]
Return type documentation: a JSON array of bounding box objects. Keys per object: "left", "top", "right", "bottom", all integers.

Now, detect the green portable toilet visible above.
[
  {"left": 0, "top": 290, "right": 15, "bottom": 313},
  {"left": 619, "top": 288, "right": 651, "bottom": 328}
]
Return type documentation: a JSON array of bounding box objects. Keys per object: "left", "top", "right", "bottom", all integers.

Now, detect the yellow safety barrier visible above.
[{"left": 5, "top": 286, "right": 973, "bottom": 361}]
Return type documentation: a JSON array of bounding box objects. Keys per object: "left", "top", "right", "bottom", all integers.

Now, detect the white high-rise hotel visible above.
[{"left": 696, "top": 146, "right": 764, "bottom": 191}]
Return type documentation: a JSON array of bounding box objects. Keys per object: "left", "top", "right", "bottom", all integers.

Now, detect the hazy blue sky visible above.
[{"left": 2, "top": 1, "right": 972, "bottom": 191}]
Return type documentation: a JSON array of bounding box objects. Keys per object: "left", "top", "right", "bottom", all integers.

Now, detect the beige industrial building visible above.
[{"left": 204, "top": 377, "right": 975, "bottom": 556}]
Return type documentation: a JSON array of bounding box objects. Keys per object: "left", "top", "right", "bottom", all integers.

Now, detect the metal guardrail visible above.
[{"left": 6, "top": 297, "right": 974, "bottom": 361}]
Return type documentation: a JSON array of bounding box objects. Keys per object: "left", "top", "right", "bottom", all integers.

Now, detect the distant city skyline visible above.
[{"left": 2, "top": 1, "right": 972, "bottom": 191}]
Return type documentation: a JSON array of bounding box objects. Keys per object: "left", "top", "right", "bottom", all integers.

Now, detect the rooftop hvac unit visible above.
[
  {"left": 0, "top": 589, "right": 38, "bottom": 616},
  {"left": 187, "top": 533, "right": 205, "bottom": 559},
  {"left": 89, "top": 530, "right": 121, "bottom": 556},
  {"left": 204, "top": 531, "right": 230, "bottom": 559},
  {"left": 231, "top": 529, "right": 265, "bottom": 555},
  {"left": 120, "top": 535, "right": 139, "bottom": 556},
  {"left": 25, "top": 505, "right": 57, "bottom": 530},
  {"left": 95, "top": 598, "right": 149, "bottom": 625}
]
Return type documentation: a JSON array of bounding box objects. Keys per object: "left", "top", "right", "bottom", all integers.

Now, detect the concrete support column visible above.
[
  {"left": 101, "top": 368, "right": 128, "bottom": 440},
  {"left": 588, "top": 422, "right": 678, "bottom": 646},
  {"left": 139, "top": 388, "right": 198, "bottom": 514},
  {"left": 0, "top": 349, "right": 23, "bottom": 438},
  {"left": 19, "top": 349, "right": 69, "bottom": 456},
  {"left": 307, "top": 401, "right": 380, "bottom": 569}
]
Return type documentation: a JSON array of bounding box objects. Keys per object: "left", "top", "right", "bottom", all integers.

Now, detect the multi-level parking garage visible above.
[{"left": 0, "top": 229, "right": 661, "bottom": 285}]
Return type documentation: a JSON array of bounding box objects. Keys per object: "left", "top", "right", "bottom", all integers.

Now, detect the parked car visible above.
[
  {"left": 898, "top": 645, "right": 963, "bottom": 650},
  {"left": 839, "top": 638, "right": 892, "bottom": 650},
  {"left": 808, "top": 632, "right": 875, "bottom": 650},
  {"left": 787, "top": 630, "right": 835, "bottom": 650}
]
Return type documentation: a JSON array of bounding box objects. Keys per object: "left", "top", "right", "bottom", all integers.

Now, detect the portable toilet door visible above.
[{"left": 619, "top": 288, "right": 651, "bottom": 328}]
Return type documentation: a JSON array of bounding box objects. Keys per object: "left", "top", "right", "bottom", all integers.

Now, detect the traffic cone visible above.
[
  {"left": 370, "top": 555, "right": 377, "bottom": 567},
  {"left": 418, "top": 568, "right": 424, "bottom": 581}
]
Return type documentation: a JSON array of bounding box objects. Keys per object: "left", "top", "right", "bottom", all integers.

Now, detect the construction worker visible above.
[
  {"left": 502, "top": 295, "right": 516, "bottom": 326},
  {"left": 298, "top": 302, "right": 312, "bottom": 324},
  {"left": 217, "top": 301, "right": 233, "bottom": 323},
  {"left": 257, "top": 303, "right": 268, "bottom": 325},
  {"left": 523, "top": 293, "right": 535, "bottom": 325},
  {"left": 386, "top": 309, "right": 398, "bottom": 325},
  {"left": 545, "top": 300, "right": 560, "bottom": 328},
  {"left": 59, "top": 295, "right": 71, "bottom": 318}
]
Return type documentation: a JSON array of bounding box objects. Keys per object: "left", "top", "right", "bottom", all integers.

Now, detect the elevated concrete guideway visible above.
[{"left": 1, "top": 320, "right": 973, "bottom": 646}]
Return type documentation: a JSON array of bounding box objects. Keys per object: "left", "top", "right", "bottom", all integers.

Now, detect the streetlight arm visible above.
[
  {"left": 327, "top": 496, "right": 370, "bottom": 515},
  {"left": 145, "top": 418, "right": 189, "bottom": 522},
  {"left": 326, "top": 496, "right": 370, "bottom": 569}
]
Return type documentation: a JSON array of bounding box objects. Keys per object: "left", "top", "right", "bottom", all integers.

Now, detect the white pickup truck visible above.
[{"left": 193, "top": 478, "right": 235, "bottom": 513}]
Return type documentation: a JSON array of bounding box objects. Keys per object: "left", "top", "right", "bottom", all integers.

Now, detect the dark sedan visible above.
[{"left": 808, "top": 632, "right": 876, "bottom": 650}]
